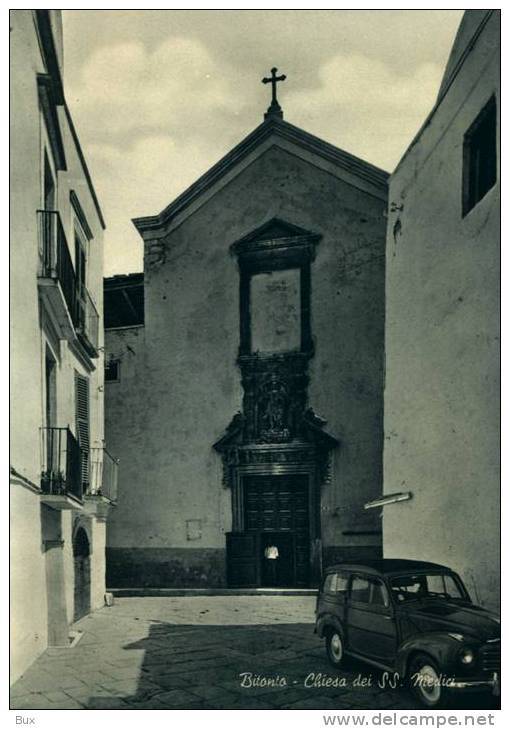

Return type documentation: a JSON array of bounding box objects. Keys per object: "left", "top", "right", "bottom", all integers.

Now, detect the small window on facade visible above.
[
  {"left": 105, "top": 359, "right": 120, "bottom": 382},
  {"left": 463, "top": 95, "right": 497, "bottom": 216}
]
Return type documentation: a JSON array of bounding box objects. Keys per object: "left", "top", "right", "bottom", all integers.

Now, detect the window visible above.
[
  {"left": 45, "top": 347, "right": 57, "bottom": 428},
  {"left": 104, "top": 274, "right": 145, "bottom": 329},
  {"left": 426, "top": 574, "right": 463, "bottom": 600},
  {"left": 231, "top": 219, "right": 320, "bottom": 356},
  {"left": 323, "top": 573, "right": 337, "bottom": 593},
  {"left": 75, "top": 373, "right": 90, "bottom": 487},
  {"left": 250, "top": 269, "right": 301, "bottom": 353},
  {"left": 75, "top": 230, "right": 87, "bottom": 301},
  {"left": 370, "top": 580, "right": 390, "bottom": 608},
  {"left": 390, "top": 572, "right": 465, "bottom": 602},
  {"left": 105, "top": 358, "right": 120, "bottom": 382},
  {"left": 335, "top": 573, "right": 349, "bottom": 596},
  {"left": 43, "top": 152, "right": 55, "bottom": 210},
  {"left": 323, "top": 572, "right": 349, "bottom": 596},
  {"left": 463, "top": 96, "right": 497, "bottom": 215},
  {"left": 350, "top": 576, "right": 370, "bottom": 603},
  {"left": 350, "top": 576, "right": 389, "bottom": 607}
]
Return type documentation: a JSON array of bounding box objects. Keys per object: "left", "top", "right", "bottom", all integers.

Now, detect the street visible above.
[{"left": 10, "top": 596, "right": 496, "bottom": 710}]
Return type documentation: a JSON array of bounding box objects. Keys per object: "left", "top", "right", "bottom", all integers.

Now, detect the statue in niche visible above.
[{"left": 259, "top": 375, "right": 290, "bottom": 442}]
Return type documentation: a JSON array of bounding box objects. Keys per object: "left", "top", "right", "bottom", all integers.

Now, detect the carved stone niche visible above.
[
  {"left": 213, "top": 408, "right": 338, "bottom": 491},
  {"left": 214, "top": 217, "right": 338, "bottom": 495},
  {"left": 239, "top": 351, "right": 310, "bottom": 444}
]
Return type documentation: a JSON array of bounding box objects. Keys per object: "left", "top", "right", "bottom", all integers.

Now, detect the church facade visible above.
[{"left": 105, "top": 99, "right": 388, "bottom": 587}]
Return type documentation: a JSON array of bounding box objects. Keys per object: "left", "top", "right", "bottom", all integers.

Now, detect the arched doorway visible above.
[{"left": 73, "top": 527, "right": 91, "bottom": 621}]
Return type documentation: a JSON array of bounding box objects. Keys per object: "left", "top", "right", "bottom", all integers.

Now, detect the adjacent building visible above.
[
  {"left": 104, "top": 96, "right": 389, "bottom": 588},
  {"left": 10, "top": 10, "right": 116, "bottom": 682},
  {"left": 383, "top": 10, "right": 500, "bottom": 609}
]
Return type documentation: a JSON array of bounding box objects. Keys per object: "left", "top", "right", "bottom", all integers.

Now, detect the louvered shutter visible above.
[{"left": 75, "top": 373, "right": 90, "bottom": 488}]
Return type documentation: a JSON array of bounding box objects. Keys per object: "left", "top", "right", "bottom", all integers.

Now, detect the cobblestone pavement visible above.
[{"left": 10, "top": 597, "right": 497, "bottom": 711}]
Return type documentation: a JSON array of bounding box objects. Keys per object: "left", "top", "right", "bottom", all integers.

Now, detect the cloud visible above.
[
  {"left": 67, "top": 37, "right": 243, "bottom": 142},
  {"left": 62, "top": 21, "right": 456, "bottom": 275},
  {"left": 66, "top": 36, "right": 250, "bottom": 274},
  {"left": 87, "top": 134, "right": 228, "bottom": 276},
  {"left": 285, "top": 54, "right": 444, "bottom": 171}
]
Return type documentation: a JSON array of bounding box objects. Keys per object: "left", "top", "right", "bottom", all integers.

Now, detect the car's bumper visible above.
[{"left": 449, "top": 673, "right": 499, "bottom": 696}]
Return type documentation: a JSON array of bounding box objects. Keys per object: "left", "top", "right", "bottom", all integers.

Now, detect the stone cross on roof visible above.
[{"left": 262, "top": 67, "right": 286, "bottom": 120}]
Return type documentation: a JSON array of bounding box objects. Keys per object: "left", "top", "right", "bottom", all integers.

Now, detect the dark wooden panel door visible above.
[
  {"left": 73, "top": 527, "right": 91, "bottom": 622},
  {"left": 226, "top": 532, "right": 260, "bottom": 587},
  {"left": 244, "top": 475, "right": 310, "bottom": 586},
  {"left": 73, "top": 556, "right": 91, "bottom": 621}
]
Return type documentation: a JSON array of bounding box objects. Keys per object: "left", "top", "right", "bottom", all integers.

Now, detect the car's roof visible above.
[{"left": 324, "top": 559, "right": 453, "bottom": 577}]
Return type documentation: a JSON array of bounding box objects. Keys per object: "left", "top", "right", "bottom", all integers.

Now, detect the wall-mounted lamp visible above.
[{"left": 364, "top": 491, "right": 412, "bottom": 510}]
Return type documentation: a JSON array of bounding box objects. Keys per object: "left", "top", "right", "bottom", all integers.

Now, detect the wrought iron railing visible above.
[
  {"left": 40, "top": 427, "right": 83, "bottom": 502},
  {"left": 38, "top": 210, "right": 99, "bottom": 357},
  {"left": 76, "top": 287, "right": 100, "bottom": 355},
  {"left": 37, "top": 210, "right": 77, "bottom": 322},
  {"left": 89, "top": 447, "right": 119, "bottom": 502}
]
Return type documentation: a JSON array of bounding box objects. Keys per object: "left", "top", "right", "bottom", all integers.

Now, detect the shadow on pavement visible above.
[{"left": 85, "top": 621, "right": 500, "bottom": 710}]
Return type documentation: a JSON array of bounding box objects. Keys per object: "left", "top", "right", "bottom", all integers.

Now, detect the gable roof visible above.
[{"left": 132, "top": 116, "right": 389, "bottom": 238}]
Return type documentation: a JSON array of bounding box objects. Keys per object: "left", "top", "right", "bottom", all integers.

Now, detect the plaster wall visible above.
[
  {"left": 106, "top": 144, "right": 387, "bottom": 586},
  {"left": 10, "top": 9, "right": 106, "bottom": 679},
  {"left": 10, "top": 9, "right": 46, "bottom": 485},
  {"left": 10, "top": 485, "right": 48, "bottom": 683},
  {"left": 90, "top": 518, "right": 108, "bottom": 609},
  {"left": 383, "top": 12, "right": 499, "bottom": 609}
]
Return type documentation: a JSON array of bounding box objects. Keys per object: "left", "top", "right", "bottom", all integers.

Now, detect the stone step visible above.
[{"left": 109, "top": 587, "right": 317, "bottom": 597}]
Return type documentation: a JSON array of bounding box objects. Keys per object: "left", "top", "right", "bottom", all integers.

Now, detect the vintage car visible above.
[{"left": 315, "top": 559, "right": 500, "bottom": 707}]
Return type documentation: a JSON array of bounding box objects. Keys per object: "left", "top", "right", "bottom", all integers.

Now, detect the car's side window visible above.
[
  {"left": 350, "top": 576, "right": 370, "bottom": 603},
  {"left": 350, "top": 576, "right": 390, "bottom": 609},
  {"left": 370, "top": 579, "right": 390, "bottom": 608},
  {"left": 335, "top": 573, "right": 349, "bottom": 595},
  {"left": 323, "top": 573, "right": 337, "bottom": 594}
]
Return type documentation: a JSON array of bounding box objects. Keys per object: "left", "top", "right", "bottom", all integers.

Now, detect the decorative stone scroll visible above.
[{"left": 213, "top": 217, "right": 338, "bottom": 492}]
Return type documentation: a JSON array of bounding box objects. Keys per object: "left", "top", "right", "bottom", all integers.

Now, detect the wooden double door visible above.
[{"left": 227, "top": 474, "right": 310, "bottom": 587}]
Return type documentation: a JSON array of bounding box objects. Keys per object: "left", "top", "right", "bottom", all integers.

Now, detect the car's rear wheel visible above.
[
  {"left": 408, "top": 653, "right": 450, "bottom": 708},
  {"left": 326, "top": 629, "right": 344, "bottom": 668}
]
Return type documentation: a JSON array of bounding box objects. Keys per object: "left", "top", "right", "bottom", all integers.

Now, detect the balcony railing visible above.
[
  {"left": 37, "top": 210, "right": 99, "bottom": 358},
  {"left": 40, "top": 427, "right": 83, "bottom": 502},
  {"left": 37, "top": 210, "right": 77, "bottom": 323},
  {"left": 89, "top": 447, "right": 119, "bottom": 503},
  {"left": 76, "top": 287, "right": 100, "bottom": 356}
]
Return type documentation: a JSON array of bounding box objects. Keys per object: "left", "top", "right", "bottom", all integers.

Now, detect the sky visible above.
[{"left": 62, "top": 10, "right": 464, "bottom": 276}]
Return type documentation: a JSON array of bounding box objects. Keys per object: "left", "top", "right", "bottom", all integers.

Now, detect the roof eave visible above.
[{"left": 132, "top": 117, "right": 389, "bottom": 238}]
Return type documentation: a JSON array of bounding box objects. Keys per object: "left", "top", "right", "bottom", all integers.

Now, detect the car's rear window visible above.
[{"left": 323, "top": 572, "right": 349, "bottom": 596}]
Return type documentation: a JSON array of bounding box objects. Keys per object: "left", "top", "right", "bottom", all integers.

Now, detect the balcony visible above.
[
  {"left": 76, "top": 287, "right": 100, "bottom": 357},
  {"left": 84, "top": 447, "right": 119, "bottom": 518},
  {"left": 37, "top": 209, "right": 77, "bottom": 340},
  {"left": 40, "top": 427, "right": 83, "bottom": 510},
  {"left": 37, "top": 210, "right": 99, "bottom": 359}
]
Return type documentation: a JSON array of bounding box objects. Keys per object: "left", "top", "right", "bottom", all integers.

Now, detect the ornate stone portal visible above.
[{"left": 213, "top": 219, "right": 339, "bottom": 586}]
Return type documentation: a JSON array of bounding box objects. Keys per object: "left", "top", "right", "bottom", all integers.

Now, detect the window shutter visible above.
[{"left": 75, "top": 373, "right": 90, "bottom": 487}]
